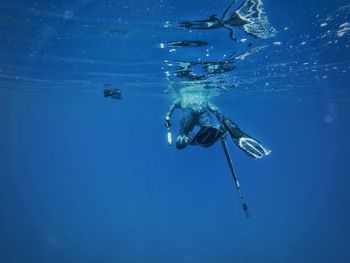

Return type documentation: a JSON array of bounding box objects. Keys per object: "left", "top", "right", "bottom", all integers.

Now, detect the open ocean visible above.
[{"left": 1, "top": 0, "right": 350, "bottom": 262}]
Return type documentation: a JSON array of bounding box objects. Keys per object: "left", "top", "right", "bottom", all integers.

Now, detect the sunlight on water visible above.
[
  {"left": 0, "top": 1, "right": 349, "bottom": 101},
  {"left": 161, "top": 1, "right": 350, "bottom": 100}
]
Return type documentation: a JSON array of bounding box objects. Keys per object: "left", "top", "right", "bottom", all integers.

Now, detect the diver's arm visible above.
[
  {"left": 208, "top": 102, "right": 223, "bottom": 123},
  {"left": 165, "top": 98, "right": 181, "bottom": 127}
]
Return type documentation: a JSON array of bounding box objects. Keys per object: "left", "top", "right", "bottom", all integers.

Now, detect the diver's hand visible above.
[{"left": 165, "top": 116, "right": 171, "bottom": 128}]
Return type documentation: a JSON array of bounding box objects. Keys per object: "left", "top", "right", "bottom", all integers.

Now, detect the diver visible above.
[
  {"left": 164, "top": 94, "right": 270, "bottom": 217},
  {"left": 164, "top": 95, "right": 270, "bottom": 159},
  {"left": 168, "top": 0, "right": 276, "bottom": 40}
]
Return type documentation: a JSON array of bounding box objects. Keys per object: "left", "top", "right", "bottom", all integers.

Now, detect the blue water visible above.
[{"left": 1, "top": 0, "right": 350, "bottom": 262}]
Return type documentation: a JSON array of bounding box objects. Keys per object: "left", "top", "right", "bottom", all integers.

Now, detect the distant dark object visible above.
[
  {"left": 106, "top": 27, "right": 128, "bottom": 36},
  {"left": 168, "top": 40, "right": 208, "bottom": 48},
  {"left": 104, "top": 84, "right": 122, "bottom": 100}
]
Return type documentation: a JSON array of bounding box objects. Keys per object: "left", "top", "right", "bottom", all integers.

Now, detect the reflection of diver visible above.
[
  {"left": 165, "top": 45, "right": 268, "bottom": 82},
  {"left": 104, "top": 84, "right": 122, "bottom": 100},
  {"left": 164, "top": 95, "right": 270, "bottom": 216},
  {"left": 166, "top": 58, "right": 236, "bottom": 81},
  {"left": 169, "top": 0, "right": 276, "bottom": 40}
]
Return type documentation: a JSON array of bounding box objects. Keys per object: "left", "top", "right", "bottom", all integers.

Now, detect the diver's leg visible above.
[
  {"left": 191, "top": 111, "right": 225, "bottom": 147},
  {"left": 222, "top": 116, "right": 245, "bottom": 139},
  {"left": 176, "top": 109, "right": 196, "bottom": 150},
  {"left": 199, "top": 111, "right": 215, "bottom": 127}
]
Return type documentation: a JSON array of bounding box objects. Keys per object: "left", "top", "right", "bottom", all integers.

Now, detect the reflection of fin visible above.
[
  {"left": 166, "top": 0, "right": 275, "bottom": 40},
  {"left": 222, "top": 116, "right": 270, "bottom": 159},
  {"left": 191, "top": 125, "right": 225, "bottom": 147},
  {"left": 222, "top": 0, "right": 277, "bottom": 39}
]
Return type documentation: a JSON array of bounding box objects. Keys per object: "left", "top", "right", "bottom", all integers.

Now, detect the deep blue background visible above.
[{"left": 1, "top": 1, "right": 350, "bottom": 262}]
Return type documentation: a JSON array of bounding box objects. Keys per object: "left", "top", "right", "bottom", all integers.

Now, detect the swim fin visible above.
[
  {"left": 222, "top": 116, "right": 271, "bottom": 159},
  {"left": 191, "top": 125, "right": 226, "bottom": 148},
  {"left": 236, "top": 136, "right": 271, "bottom": 159}
]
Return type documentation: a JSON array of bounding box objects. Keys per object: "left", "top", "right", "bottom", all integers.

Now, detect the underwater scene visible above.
[{"left": 1, "top": 0, "right": 350, "bottom": 262}]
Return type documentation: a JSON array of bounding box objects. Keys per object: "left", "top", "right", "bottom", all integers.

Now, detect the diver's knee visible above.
[
  {"left": 176, "top": 143, "right": 186, "bottom": 150},
  {"left": 176, "top": 136, "right": 188, "bottom": 150}
]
